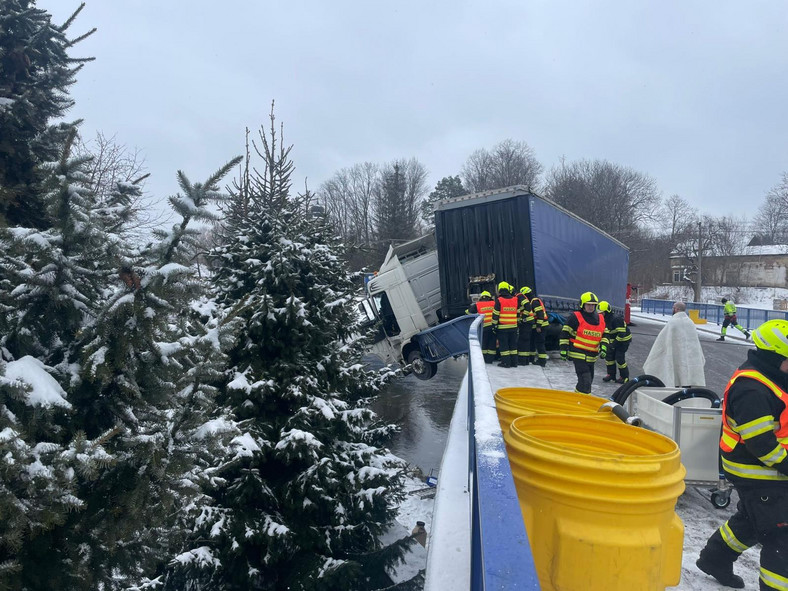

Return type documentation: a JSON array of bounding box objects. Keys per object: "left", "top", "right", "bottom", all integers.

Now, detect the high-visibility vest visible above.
[
  {"left": 496, "top": 296, "right": 519, "bottom": 329},
  {"left": 530, "top": 297, "right": 548, "bottom": 327},
  {"left": 475, "top": 300, "right": 495, "bottom": 327},
  {"left": 720, "top": 370, "right": 788, "bottom": 461},
  {"left": 569, "top": 311, "right": 605, "bottom": 353}
]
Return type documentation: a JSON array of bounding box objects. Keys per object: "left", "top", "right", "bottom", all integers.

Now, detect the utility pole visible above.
[{"left": 695, "top": 221, "right": 702, "bottom": 303}]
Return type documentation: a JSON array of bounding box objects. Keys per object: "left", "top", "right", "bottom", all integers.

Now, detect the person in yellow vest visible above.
[
  {"left": 467, "top": 291, "right": 496, "bottom": 363},
  {"left": 598, "top": 301, "right": 632, "bottom": 384},
  {"left": 696, "top": 319, "right": 788, "bottom": 590},
  {"left": 559, "top": 292, "right": 605, "bottom": 394},
  {"left": 517, "top": 287, "right": 534, "bottom": 366},
  {"left": 717, "top": 297, "right": 751, "bottom": 342},
  {"left": 492, "top": 282, "right": 519, "bottom": 368}
]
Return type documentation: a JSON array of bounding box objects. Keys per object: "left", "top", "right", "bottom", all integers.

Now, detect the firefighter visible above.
[
  {"left": 559, "top": 292, "right": 605, "bottom": 394},
  {"left": 493, "top": 282, "right": 519, "bottom": 368},
  {"left": 598, "top": 301, "right": 631, "bottom": 384},
  {"left": 717, "top": 297, "right": 751, "bottom": 342},
  {"left": 696, "top": 319, "right": 788, "bottom": 590},
  {"left": 526, "top": 287, "right": 549, "bottom": 367},
  {"left": 467, "top": 291, "right": 496, "bottom": 363},
  {"left": 517, "top": 287, "right": 534, "bottom": 366}
]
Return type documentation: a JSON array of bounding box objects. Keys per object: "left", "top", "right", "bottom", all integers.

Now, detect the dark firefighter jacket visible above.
[
  {"left": 719, "top": 349, "right": 788, "bottom": 489},
  {"left": 601, "top": 312, "right": 631, "bottom": 348}
]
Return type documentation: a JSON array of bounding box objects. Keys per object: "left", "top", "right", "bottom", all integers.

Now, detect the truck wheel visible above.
[{"left": 407, "top": 351, "right": 437, "bottom": 380}]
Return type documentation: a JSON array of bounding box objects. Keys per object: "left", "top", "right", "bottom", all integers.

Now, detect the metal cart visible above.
[{"left": 622, "top": 382, "right": 732, "bottom": 509}]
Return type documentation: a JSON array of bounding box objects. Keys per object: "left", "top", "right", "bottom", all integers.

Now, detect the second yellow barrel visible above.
[
  {"left": 495, "top": 387, "right": 619, "bottom": 433},
  {"left": 506, "top": 414, "right": 686, "bottom": 591}
]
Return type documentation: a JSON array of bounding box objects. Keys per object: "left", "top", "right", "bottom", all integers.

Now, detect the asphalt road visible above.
[{"left": 626, "top": 313, "right": 754, "bottom": 397}]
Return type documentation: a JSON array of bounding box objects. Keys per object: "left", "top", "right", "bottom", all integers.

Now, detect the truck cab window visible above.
[{"left": 378, "top": 293, "right": 401, "bottom": 336}]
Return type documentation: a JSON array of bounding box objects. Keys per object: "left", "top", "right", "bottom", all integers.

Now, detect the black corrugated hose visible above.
[{"left": 611, "top": 374, "right": 666, "bottom": 405}]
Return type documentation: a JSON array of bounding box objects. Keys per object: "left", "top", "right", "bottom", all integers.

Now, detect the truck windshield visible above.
[{"left": 357, "top": 298, "right": 389, "bottom": 343}]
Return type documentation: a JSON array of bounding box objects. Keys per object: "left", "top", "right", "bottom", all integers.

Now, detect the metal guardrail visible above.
[
  {"left": 467, "top": 316, "right": 540, "bottom": 590},
  {"left": 640, "top": 298, "right": 788, "bottom": 326}
]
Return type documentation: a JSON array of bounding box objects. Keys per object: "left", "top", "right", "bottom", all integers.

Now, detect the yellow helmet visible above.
[
  {"left": 751, "top": 319, "right": 788, "bottom": 358},
  {"left": 480, "top": 290, "right": 492, "bottom": 298},
  {"left": 497, "top": 281, "right": 511, "bottom": 292},
  {"left": 580, "top": 291, "right": 599, "bottom": 306},
  {"left": 598, "top": 301, "right": 611, "bottom": 313},
  {"left": 520, "top": 286, "right": 532, "bottom": 296}
]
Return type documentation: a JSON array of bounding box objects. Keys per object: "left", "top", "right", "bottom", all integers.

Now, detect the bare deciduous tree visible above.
[
  {"left": 544, "top": 158, "right": 660, "bottom": 240},
  {"left": 461, "top": 139, "right": 543, "bottom": 193},
  {"left": 661, "top": 194, "right": 697, "bottom": 242},
  {"left": 754, "top": 172, "right": 788, "bottom": 243},
  {"left": 319, "top": 162, "right": 378, "bottom": 247},
  {"left": 75, "top": 131, "right": 166, "bottom": 234}
]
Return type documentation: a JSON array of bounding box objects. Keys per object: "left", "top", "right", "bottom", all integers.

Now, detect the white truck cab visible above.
[{"left": 358, "top": 234, "right": 444, "bottom": 379}]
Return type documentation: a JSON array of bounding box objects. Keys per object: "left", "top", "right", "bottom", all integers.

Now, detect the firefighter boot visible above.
[
  {"left": 615, "top": 377, "right": 629, "bottom": 384},
  {"left": 744, "top": 330, "right": 751, "bottom": 340},
  {"left": 695, "top": 556, "right": 744, "bottom": 589},
  {"left": 716, "top": 336, "right": 725, "bottom": 341},
  {"left": 602, "top": 374, "right": 615, "bottom": 382}
]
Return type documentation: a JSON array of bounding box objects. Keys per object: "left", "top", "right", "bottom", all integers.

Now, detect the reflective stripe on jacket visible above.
[
  {"left": 493, "top": 296, "right": 519, "bottom": 329},
  {"left": 569, "top": 311, "right": 605, "bottom": 353},
  {"left": 475, "top": 300, "right": 495, "bottom": 327},
  {"left": 720, "top": 369, "right": 788, "bottom": 482}
]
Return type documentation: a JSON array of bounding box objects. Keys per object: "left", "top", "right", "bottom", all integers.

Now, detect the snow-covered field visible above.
[{"left": 396, "top": 308, "right": 764, "bottom": 590}]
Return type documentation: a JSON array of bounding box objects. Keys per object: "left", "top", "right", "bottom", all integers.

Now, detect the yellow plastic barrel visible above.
[
  {"left": 494, "top": 387, "right": 619, "bottom": 433},
  {"left": 506, "top": 414, "right": 685, "bottom": 591}
]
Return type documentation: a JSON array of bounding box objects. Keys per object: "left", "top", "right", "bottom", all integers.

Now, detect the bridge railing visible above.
[
  {"left": 467, "top": 316, "right": 540, "bottom": 590},
  {"left": 640, "top": 298, "right": 788, "bottom": 327}
]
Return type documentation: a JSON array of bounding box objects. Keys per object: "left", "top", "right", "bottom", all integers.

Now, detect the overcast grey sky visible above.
[{"left": 45, "top": 1, "right": 788, "bottom": 220}]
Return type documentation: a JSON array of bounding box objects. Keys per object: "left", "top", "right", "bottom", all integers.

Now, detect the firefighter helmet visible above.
[
  {"left": 721, "top": 298, "right": 728, "bottom": 304},
  {"left": 520, "top": 286, "right": 532, "bottom": 295},
  {"left": 598, "top": 301, "right": 611, "bottom": 313},
  {"left": 580, "top": 292, "right": 599, "bottom": 307},
  {"left": 480, "top": 290, "right": 492, "bottom": 298},
  {"left": 498, "top": 281, "right": 511, "bottom": 292},
  {"left": 751, "top": 319, "right": 788, "bottom": 358}
]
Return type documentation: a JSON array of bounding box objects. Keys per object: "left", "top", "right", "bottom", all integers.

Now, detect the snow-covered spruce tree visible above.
[
  {"left": 0, "top": 129, "right": 126, "bottom": 589},
  {"left": 58, "top": 158, "right": 242, "bottom": 590},
  {"left": 162, "top": 114, "right": 415, "bottom": 590},
  {"left": 0, "top": 0, "right": 94, "bottom": 228},
  {"left": 0, "top": 129, "right": 109, "bottom": 369},
  {"left": 0, "top": 354, "right": 81, "bottom": 589}
]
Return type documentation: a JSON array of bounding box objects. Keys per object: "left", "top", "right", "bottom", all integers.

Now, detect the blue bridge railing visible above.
[
  {"left": 467, "top": 316, "right": 540, "bottom": 590},
  {"left": 640, "top": 298, "right": 788, "bottom": 327}
]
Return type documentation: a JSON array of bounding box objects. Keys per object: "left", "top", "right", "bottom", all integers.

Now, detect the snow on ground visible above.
[{"left": 385, "top": 474, "right": 433, "bottom": 584}]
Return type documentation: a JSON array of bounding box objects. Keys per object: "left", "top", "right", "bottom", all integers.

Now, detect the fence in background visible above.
[{"left": 640, "top": 299, "right": 788, "bottom": 326}]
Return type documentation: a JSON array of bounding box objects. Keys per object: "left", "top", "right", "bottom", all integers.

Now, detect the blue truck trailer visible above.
[{"left": 435, "top": 186, "right": 630, "bottom": 318}]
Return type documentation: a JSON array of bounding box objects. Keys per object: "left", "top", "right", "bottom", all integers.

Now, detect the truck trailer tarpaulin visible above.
[{"left": 434, "top": 186, "right": 630, "bottom": 319}]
